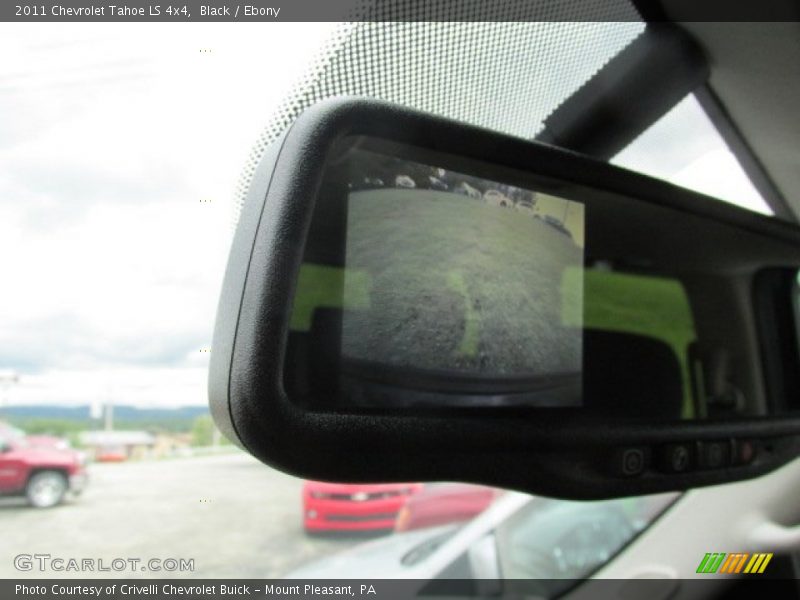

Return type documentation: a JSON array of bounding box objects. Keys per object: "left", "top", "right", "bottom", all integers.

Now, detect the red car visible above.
[
  {"left": 303, "top": 481, "right": 422, "bottom": 533},
  {"left": 0, "top": 426, "right": 88, "bottom": 508},
  {"left": 394, "top": 483, "right": 498, "bottom": 532}
]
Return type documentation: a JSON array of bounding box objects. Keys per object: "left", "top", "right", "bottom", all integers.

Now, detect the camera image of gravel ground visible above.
[{"left": 341, "top": 189, "right": 583, "bottom": 376}]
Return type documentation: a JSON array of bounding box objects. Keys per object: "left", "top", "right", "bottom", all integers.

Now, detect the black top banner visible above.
[{"left": 2, "top": 0, "right": 799, "bottom": 22}]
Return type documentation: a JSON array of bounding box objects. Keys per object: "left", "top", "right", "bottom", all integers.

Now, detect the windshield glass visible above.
[{"left": 1, "top": 20, "right": 694, "bottom": 583}]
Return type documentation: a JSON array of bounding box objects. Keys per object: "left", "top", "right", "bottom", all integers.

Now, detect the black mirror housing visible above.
[{"left": 209, "top": 97, "right": 800, "bottom": 499}]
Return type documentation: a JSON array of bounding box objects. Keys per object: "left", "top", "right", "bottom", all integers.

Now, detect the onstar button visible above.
[{"left": 733, "top": 439, "right": 756, "bottom": 465}]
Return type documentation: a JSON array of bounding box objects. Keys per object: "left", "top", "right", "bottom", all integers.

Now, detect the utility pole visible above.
[
  {"left": 0, "top": 371, "right": 19, "bottom": 419},
  {"left": 104, "top": 384, "right": 114, "bottom": 431}
]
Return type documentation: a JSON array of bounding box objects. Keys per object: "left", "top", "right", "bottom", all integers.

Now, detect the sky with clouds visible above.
[
  {"left": 0, "top": 23, "right": 338, "bottom": 407},
  {"left": 0, "top": 22, "right": 770, "bottom": 409}
]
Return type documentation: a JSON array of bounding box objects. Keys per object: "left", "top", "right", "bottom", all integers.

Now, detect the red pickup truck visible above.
[{"left": 0, "top": 425, "right": 88, "bottom": 508}]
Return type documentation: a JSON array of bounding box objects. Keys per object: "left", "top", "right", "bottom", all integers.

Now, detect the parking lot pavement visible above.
[{"left": 0, "top": 451, "right": 364, "bottom": 578}]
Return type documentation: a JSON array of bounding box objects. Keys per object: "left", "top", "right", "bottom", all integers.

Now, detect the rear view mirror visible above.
[{"left": 209, "top": 98, "right": 800, "bottom": 499}]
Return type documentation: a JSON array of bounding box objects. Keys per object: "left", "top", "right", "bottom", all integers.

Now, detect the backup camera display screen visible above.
[
  {"left": 286, "top": 141, "right": 586, "bottom": 408},
  {"left": 333, "top": 148, "right": 585, "bottom": 405}
]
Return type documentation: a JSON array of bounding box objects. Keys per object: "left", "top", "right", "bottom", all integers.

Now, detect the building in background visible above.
[{"left": 79, "top": 430, "right": 155, "bottom": 462}]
